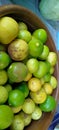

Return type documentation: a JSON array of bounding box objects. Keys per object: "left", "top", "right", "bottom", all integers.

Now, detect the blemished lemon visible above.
[
  {"left": 30, "top": 88, "right": 47, "bottom": 104},
  {"left": 24, "top": 71, "right": 32, "bottom": 81},
  {"left": 31, "top": 105, "right": 42, "bottom": 120},
  {"left": 28, "top": 77, "right": 42, "bottom": 92},
  {"left": 8, "top": 39, "right": 29, "bottom": 61},
  {"left": 19, "top": 111, "right": 32, "bottom": 126},
  {"left": 43, "top": 83, "right": 53, "bottom": 95},
  {"left": 10, "top": 114, "right": 24, "bottom": 130}
]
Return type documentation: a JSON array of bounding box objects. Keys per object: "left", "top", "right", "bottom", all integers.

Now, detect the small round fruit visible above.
[
  {"left": 24, "top": 71, "right": 32, "bottom": 81},
  {"left": 7, "top": 62, "right": 28, "bottom": 83},
  {"left": 8, "top": 39, "right": 29, "bottom": 61},
  {"left": 33, "top": 29, "right": 47, "bottom": 44},
  {"left": 30, "top": 88, "right": 47, "bottom": 104},
  {"left": 8, "top": 89, "right": 25, "bottom": 107},
  {"left": 0, "top": 86, "right": 8, "bottom": 104},
  {"left": 27, "top": 58, "right": 39, "bottom": 73},
  {"left": 0, "top": 51, "right": 11, "bottom": 69},
  {"left": 0, "top": 105, "right": 14, "bottom": 129},
  {"left": 18, "top": 22, "right": 28, "bottom": 30},
  {"left": 43, "top": 73, "right": 51, "bottom": 82},
  {"left": 17, "top": 81, "right": 29, "bottom": 98},
  {"left": 50, "top": 76, "right": 57, "bottom": 89},
  {"left": 10, "top": 114, "right": 24, "bottom": 130},
  {"left": 18, "top": 30, "right": 31, "bottom": 42},
  {"left": 20, "top": 111, "right": 32, "bottom": 126},
  {"left": 4, "top": 84, "right": 12, "bottom": 93},
  {"left": 28, "top": 38, "right": 43, "bottom": 58},
  {"left": 39, "top": 45, "right": 49, "bottom": 60},
  {"left": 28, "top": 78, "right": 41, "bottom": 92},
  {"left": 47, "top": 52, "right": 57, "bottom": 66},
  {"left": 0, "top": 70, "right": 8, "bottom": 85},
  {"left": 11, "top": 105, "right": 22, "bottom": 114},
  {"left": 49, "top": 66, "right": 54, "bottom": 74},
  {"left": 22, "top": 98, "right": 35, "bottom": 114},
  {"left": 40, "top": 95, "right": 56, "bottom": 112},
  {"left": 43, "top": 83, "right": 53, "bottom": 95},
  {"left": 31, "top": 105, "right": 42, "bottom": 120},
  {"left": 0, "top": 16, "right": 19, "bottom": 44},
  {"left": 33, "top": 61, "right": 50, "bottom": 78}
]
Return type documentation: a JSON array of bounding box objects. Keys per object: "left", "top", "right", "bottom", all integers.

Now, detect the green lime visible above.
[
  {"left": 33, "top": 29, "right": 47, "bottom": 44},
  {"left": 0, "top": 86, "right": 8, "bottom": 104},
  {"left": 18, "top": 30, "right": 31, "bottom": 43},
  {"left": 0, "top": 70, "right": 8, "bottom": 85},
  {"left": 39, "top": 45, "right": 49, "bottom": 60},
  {"left": 27, "top": 58, "right": 39, "bottom": 73},
  {"left": 33, "top": 61, "right": 50, "bottom": 78},
  {"left": 18, "top": 22, "right": 28, "bottom": 30},
  {"left": 28, "top": 38, "right": 43, "bottom": 58},
  {"left": 0, "top": 51, "right": 11, "bottom": 69},
  {"left": 7, "top": 62, "right": 28, "bottom": 83},
  {"left": 22, "top": 98, "right": 35, "bottom": 114},
  {"left": 40, "top": 95, "right": 56, "bottom": 112},
  {"left": 17, "top": 81, "right": 29, "bottom": 98},
  {"left": 43, "top": 73, "right": 51, "bottom": 82},
  {"left": 46, "top": 61, "right": 51, "bottom": 72},
  {"left": 8, "top": 89, "right": 25, "bottom": 107},
  {"left": 0, "top": 105, "right": 14, "bottom": 129}
]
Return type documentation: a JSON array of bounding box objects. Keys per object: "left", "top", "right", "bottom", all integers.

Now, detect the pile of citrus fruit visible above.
[{"left": 0, "top": 16, "right": 58, "bottom": 130}]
